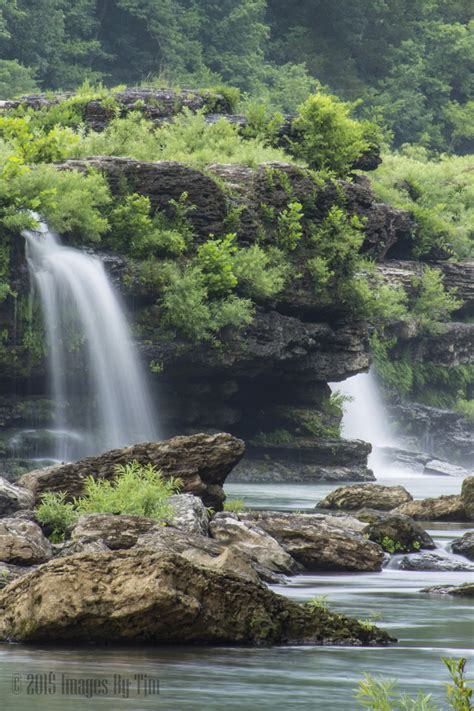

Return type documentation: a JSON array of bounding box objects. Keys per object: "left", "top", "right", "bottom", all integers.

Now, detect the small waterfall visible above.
[
  {"left": 24, "top": 219, "right": 158, "bottom": 461},
  {"left": 331, "top": 370, "right": 399, "bottom": 476}
]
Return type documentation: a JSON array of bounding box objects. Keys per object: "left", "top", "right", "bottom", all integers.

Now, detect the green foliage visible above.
[
  {"left": 292, "top": 94, "right": 378, "bottom": 176},
  {"left": 232, "top": 245, "right": 289, "bottom": 299},
  {"left": 371, "top": 150, "right": 474, "bottom": 259},
  {"left": 251, "top": 429, "right": 294, "bottom": 446},
  {"left": 276, "top": 201, "right": 304, "bottom": 251},
  {"left": 223, "top": 498, "right": 246, "bottom": 513},
  {"left": 307, "top": 595, "right": 329, "bottom": 612},
  {"left": 0, "top": 59, "right": 36, "bottom": 98},
  {"left": 35, "top": 491, "right": 78, "bottom": 543},
  {"left": 356, "top": 658, "right": 473, "bottom": 710},
  {"left": 196, "top": 234, "right": 238, "bottom": 295},
  {"left": 36, "top": 461, "right": 182, "bottom": 543},
  {"left": 455, "top": 399, "right": 474, "bottom": 424},
  {"left": 0, "top": 115, "right": 79, "bottom": 163},
  {"left": 411, "top": 268, "right": 463, "bottom": 333}
]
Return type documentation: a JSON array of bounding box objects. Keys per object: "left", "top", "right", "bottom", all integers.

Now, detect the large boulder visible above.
[
  {"left": 451, "top": 532, "right": 474, "bottom": 561},
  {"left": 209, "top": 512, "right": 298, "bottom": 575},
  {"left": 168, "top": 493, "right": 209, "bottom": 536},
  {"left": 461, "top": 477, "right": 474, "bottom": 520},
  {"left": 318, "top": 483, "right": 412, "bottom": 511},
  {"left": 394, "top": 495, "right": 468, "bottom": 522},
  {"left": 237, "top": 512, "right": 384, "bottom": 572},
  {"left": 71, "top": 514, "right": 158, "bottom": 550},
  {"left": 0, "top": 519, "right": 52, "bottom": 565},
  {"left": 0, "top": 551, "right": 393, "bottom": 645},
  {"left": 0, "top": 477, "right": 34, "bottom": 516},
  {"left": 18, "top": 433, "right": 245, "bottom": 510},
  {"left": 357, "top": 509, "right": 435, "bottom": 553},
  {"left": 397, "top": 551, "right": 474, "bottom": 572}
]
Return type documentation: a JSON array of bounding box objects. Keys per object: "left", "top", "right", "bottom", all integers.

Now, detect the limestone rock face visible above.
[
  {"left": 0, "top": 551, "right": 393, "bottom": 645},
  {"left": 357, "top": 509, "right": 435, "bottom": 553},
  {"left": 0, "top": 477, "right": 34, "bottom": 516},
  {"left": 394, "top": 495, "right": 468, "bottom": 522},
  {"left": 237, "top": 512, "right": 384, "bottom": 572},
  {"left": 18, "top": 433, "right": 244, "bottom": 510},
  {"left": 318, "top": 484, "right": 412, "bottom": 511},
  {"left": 451, "top": 532, "right": 474, "bottom": 561},
  {"left": 71, "top": 514, "right": 159, "bottom": 550},
  {"left": 0, "top": 519, "right": 52, "bottom": 565},
  {"left": 209, "top": 512, "right": 298, "bottom": 575},
  {"left": 0, "top": 562, "right": 30, "bottom": 589}
]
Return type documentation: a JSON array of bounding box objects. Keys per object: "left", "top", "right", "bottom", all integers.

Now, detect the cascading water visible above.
[
  {"left": 24, "top": 218, "right": 158, "bottom": 461},
  {"left": 331, "top": 370, "right": 399, "bottom": 476}
]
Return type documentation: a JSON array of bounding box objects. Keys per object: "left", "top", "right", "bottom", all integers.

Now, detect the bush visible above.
[
  {"left": 411, "top": 267, "right": 463, "bottom": 333},
  {"left": 232, "top": 245, "right": 289, "bottom": 298},
  {"left": 455, "top": 399, "right": 474, "bottom": 424},
  {"left": 292, "top": 93, "right": 379, "bottom": 176},
  {"left": 0, "top": 60, "right": 37, "bottom": 99},
  {"left": 0, "top": 115, "right": 79, "bottom": 164},
  {"left": 196, "top": 234, "right": 238, "bottom": 294},
  {"left": 276, "top": 201, "right": 304, "bottom": 251},
  {"left": 223, "top": 499, "right": 246, "bottom": 513},
  {"left": 35, "top": 461, "right": 181, "bottom": 542}
]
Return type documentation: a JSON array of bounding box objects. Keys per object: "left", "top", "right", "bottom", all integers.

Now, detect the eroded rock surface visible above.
[
  {"left": 0, "top": 518, "right": 52, "bottom": 565},
  {"left": 394, "top": 495, "right": 468, "bottom": 522},
  {"left": 0, "top": 477, "right": 34, "bottom": 516},
  {"left": 318, "top": 483, "right": 412, "bottom": 511},
  {"left": 451, "top": 532, "right": 474, "bottom": 561},
  {"left": 357, "top": 509, "right": 435, "bottom": 553}
]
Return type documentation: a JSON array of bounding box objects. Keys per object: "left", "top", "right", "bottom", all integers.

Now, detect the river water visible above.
[{"left": 0, "top": 472, "right": 472, "bottom": 710}]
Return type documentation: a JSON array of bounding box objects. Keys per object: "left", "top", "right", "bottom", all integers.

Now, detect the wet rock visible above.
[
  {"left": 397, "top": 551, "right": 474, "bottom": 572},
  {"left": 461, "top": 477, "right": 474, "bottom": 520},
  {"left": 237, "top": 511, "right": 384, "bottom": 572},
  {"left": 451, "top": 532, "right": 474, "bottom": 561},
  {"left": 318, "top": 483, "right": 412, "bottom": 511},
  {"left": 357, "top": 509, "right": 435, "bottom": 553},
  {"left": 0, "top": 477, "right": 34, "bottom": 516},
  {"left": 18, "top": 433, "right": 245, "bottom": 510},
  {"left": 209, "top": 512, "right": 298, "bottom": 575},
  {"left": 420, "top": 583, "right": 474, "bottom": 597},
  {"left": 0, "top": 551, "right": 393, "bottom": 645},
  {"left": 424, "top": 460, "right": 471, "bottom": 478},
  {"left": 228, "top": 458, "right": 375, "bottom": 483},
  {"left": 0, "top": 518, "right": 52, "bottom": 565},
  {"left": 168, "top": 493, "right": 209, "bottom": 536},
  {"left": 394, "top": 495, "right": 468, "bottom": 522}
]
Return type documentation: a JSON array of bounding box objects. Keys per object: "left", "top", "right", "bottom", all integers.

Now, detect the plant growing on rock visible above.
[{"left": 35, "top": 491, "right": 79, "bottom": 543}]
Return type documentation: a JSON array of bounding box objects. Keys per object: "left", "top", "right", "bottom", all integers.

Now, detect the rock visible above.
[
  {"left": 18, "top": 433, "right": 245, "bottom": 510},
  {"left": 451, "top": 532, "right": 474, "bottom": 561},
  {"left": 237, "top": 512, "right": 384, "bottom": 572},
  {"left": 168, "top": 493, "right": 209, "bottom": 536},
  {"left": 0, "top": 477, "right": 34, "bottom": 516},
  {"left": 394, "top": 495, "right": 468, "bottom": 522},
  {"left": 71, "top": 514, "right": 159, "bottom": 549},
  {"left": 386, "top": 401, "right": 473, "bottom": 469},
  {"left": 420, "top": 583, "right": 474, "bottom": 597},
  {"left": 0, "top": 562, "right": 30, "bottom": 589},
  {"left": 397, "top": 551, "right": 474, "bottom": 572},
  {"left": 0, "top": 551, "right": 393, "bottom": 645},
  {"left": 228, "top": 458, "right": 375, "bottom": 483},
  {"left": 318, "top": 483, "right": 412, "bottom": 511},
  {"left": 424, "top": 460, "right": 471, "bottom": 478},
  {"left": 0, "top": 519, "right": 52, "bottom": 565},
  {"left": 357, "top": 509, "right": 435, "bottom": 553},
  {"left": 209, "top": 512, "right": 298, "bottom": 575},
  {"left": 461, "top": 477, "right": 474, "bottom": 520}
]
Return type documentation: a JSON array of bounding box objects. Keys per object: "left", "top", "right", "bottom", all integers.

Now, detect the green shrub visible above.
[
  {"left": 232, "top": 245, "right": 289, "bottom": 298},
  {"left": 35, "top": 491, "right": 79, "bottom": 543},
  {"left": 251, "top": 429, "right": 294, "bottom": 446},
  {"left": 0, "top": 115, "right": 79, "bottom": 164},
  {"left": 276, "top": 201, "right": 304, "bottom": 251},
  {"left": 411, "top": 267, "right": 463, "bottom": 333},
  {"left": 196, "top": 234, "right": 238, "bottom": 294},
  {"left": 455, "top": 399, "right": 474, "bottom": 424},
  {"left": 292, "top": 93, "right": 378, "bottom": 176},
  {"left": 223, "top": 498, "right": 246, "bottom": 513},
  {"left": 0, "top": 60, "right": 37, "bottom": 99}
]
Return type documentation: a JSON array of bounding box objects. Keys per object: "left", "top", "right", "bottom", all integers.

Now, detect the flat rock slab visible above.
[
  {"left": 18, "top": 433, "right": 245, "bottom": 510},
  {"left": 0, "top": 551, "right": 393, "bottom": 646},
  {"left": 318, "top": 483, "right": 412, "bottom": 511},
  {"left": 396, "top": 551, "right": 474, "bottom": 572},
  {"left": 237, "top": 511, "right": 384, "bottom": 572},
  {"left": 421, "top": 583, "right": 474, "bottom": 597}
]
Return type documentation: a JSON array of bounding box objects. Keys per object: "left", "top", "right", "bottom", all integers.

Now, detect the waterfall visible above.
[
  {"left": 331, "top": 370, "right": 399, "bottom": 476},
  {"left": 24, "top": 219, "right": 158, "bottom": 461}
]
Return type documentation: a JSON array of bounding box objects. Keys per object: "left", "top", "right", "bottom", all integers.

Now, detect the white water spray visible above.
[{"left": 24, "top": 219, "right": 158, "bottom": 460}]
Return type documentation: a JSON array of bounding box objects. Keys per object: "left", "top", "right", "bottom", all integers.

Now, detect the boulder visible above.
[
  {"left": 318, "top": 483, "right": 412, "bottom": 511},
  {"left": 357, "top": 509, "right": 435, "bottom": 553},
  {"left": 0, "top": 562, "right": 30, "bottom": 589},
  {"left": 168, "top": 493, "right": 209, "bottom": 536},
  {"left": 237, "top": 512, "right": 384, "bottom": 572},
  {"left": 420, "top": 583, "right": 474, "bottom": 597},
  {"left": 0, "top": 518, "right": 52, "bottom": 565},
  {"left": 0, "top": 551, "right": 393, "bottom": 645},
  {"left": 394, "top": 495, "right": 468, "bottom": 522},
  {"left": 0, "top": 477, "right": 34, "bottom": 516},
  {"left": 71, "top": 514, "right": 158, "bottom": 549},
  {"left": 396, "top": 551, "right": 474, "bottom": 572},
  {"left": 461, "top": 477, "right": 474, "bottom": 520},
  {"left": 18, "top": 433, "right": 245, "bottom": 510},
  {"left": 209, "top": 513, "right": 298, "bottom": 575},
  {"left": 451, "top": 532, "right": 474, "bottom": 561}
]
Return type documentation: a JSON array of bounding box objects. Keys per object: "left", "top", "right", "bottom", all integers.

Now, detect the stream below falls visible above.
[{"left": 0, "top": 472, "right": 472, "bottom": 710}]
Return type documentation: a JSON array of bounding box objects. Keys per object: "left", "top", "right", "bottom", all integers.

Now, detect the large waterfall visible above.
[{"left": 24, "top": 219, "right": 158, "bottom": 461}]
